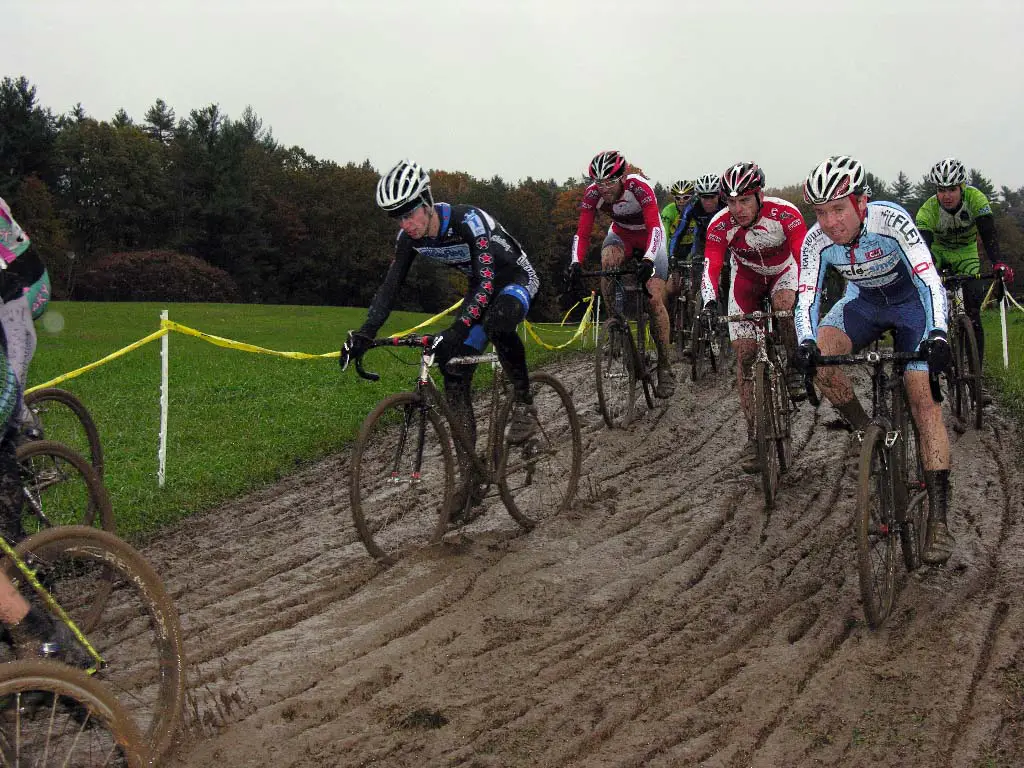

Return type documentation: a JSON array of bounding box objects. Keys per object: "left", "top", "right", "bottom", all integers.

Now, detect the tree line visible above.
[{"left": 2, "top": 75, "right": 1022, "bottom": 322}]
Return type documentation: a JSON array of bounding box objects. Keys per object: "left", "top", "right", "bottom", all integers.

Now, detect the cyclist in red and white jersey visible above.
[
  {"left": 565, "top": 150, "right": 675, "bottom": 398},
  {"left": 700, "top": 161, "right": 807, "bottom": 472}
]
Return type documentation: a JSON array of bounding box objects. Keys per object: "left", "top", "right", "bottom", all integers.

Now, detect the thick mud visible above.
[{"left": 150, "top": 352, "right": 1024, "bottom": 768}]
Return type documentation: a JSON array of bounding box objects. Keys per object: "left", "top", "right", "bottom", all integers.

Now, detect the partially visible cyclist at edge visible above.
[
  {"left": 0, "top": 196, "right": 51, "bottom": 428},
  {"left": 670, "top": 172, "right": 728, "bottom": 299},
  {"left": 915, "top": 157, "right": 1013, "bottom": 406},
  {"left": 700, "top": 161, "right": 807, "bottom": 472},
  {"left": 342, "top": 160, "right": 541, "bottom": 515},
  {"left": 564, "top": 150, "right": 675, "bottom": 398},
  {"left": 794, "top": 156, "right": 954, "bottom": 566}
]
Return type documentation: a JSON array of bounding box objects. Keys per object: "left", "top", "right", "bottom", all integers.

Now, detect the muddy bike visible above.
[
  {"left": 803, "top": 341, "right": 940, "bottom": 629},
  {"left": 689, "top": 305, "right": 721, "bottom": 383},
  {"left": 722, "top": 304, "right": 794, "bottom": 509},
  {"left": 581, "top": 262, "right": 668, "bottom": 428},
  {"left": 16, "top": 439, "right": 116, "bottom": 535},
  {"left": 347, "top": 335, "right": 582, "bottom": 566},
  {"left": 941, "top": 271, "right": 1001, "bottom": 430},
  {"left": 668, "top": 257, "right": 698, "bottom": 362},
  {"left": 0, "top": 658, "right": 147, "bottom": 766},
  {"left": 22, "top": 388, "right": 105, "bottom": 478},
  {"left": 0, "top": 525, "right": 186, "bottom": 764}
]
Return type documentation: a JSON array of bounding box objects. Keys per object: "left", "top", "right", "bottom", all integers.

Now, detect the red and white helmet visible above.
[
  {"left": 588, "top": 150, "right": 627, "bottom": 181},
  {"left": 803, "top": 156, "right": 866, "bottom": 205},
  {"left": 720, "top": 162, "right": 765, "bottom": 198}
]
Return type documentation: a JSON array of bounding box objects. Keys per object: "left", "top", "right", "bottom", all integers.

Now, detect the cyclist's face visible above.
[
  {"left": 397, "top": 205, "right": 431, "bottom": 239},
  {"left": 936, "top": 185, "right": 962, "bottom": 211},
  {"left": 674, "top": 194, "right": 693, "bottom": 208},
  {"left": 700, "top": 194, "right": 719, "bottom": 213},
  {"left": 595, "top": 177, "right": 622, "bottom": 203},
  {"left": 726, "top": 194, "right": 759, "bottom": 226},
  {"left": 813, "top": 195, "right": 866, "bottom": 245}
]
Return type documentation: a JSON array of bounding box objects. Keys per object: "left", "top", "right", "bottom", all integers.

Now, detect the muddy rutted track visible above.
[{"left": 150, "top": 353, "right": 1024, "bottom": 767}]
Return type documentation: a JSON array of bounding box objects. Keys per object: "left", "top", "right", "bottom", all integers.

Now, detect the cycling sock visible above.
[{"left": 924, "top": 469, "right": 951, "bottom": 525}]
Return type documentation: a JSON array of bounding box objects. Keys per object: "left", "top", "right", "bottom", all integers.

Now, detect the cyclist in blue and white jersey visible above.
[
  {"left": 793, "top": 156, "right": 954, "bottom": 566},
  {"left": 669, "top": 173, "right": 727, "bottom": 295}
]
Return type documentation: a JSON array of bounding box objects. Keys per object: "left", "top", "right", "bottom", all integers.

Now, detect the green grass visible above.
[
  {"left": 982, "top": 308, "right": 1024, "bottom": 421},
  {"left": 30, "top": 302, "right": 585, "bottom": 540}
]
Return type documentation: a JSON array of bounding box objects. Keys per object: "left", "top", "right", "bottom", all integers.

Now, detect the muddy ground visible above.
[{"left": 151, "top": 352, "right": 1024, "bottom": 768}]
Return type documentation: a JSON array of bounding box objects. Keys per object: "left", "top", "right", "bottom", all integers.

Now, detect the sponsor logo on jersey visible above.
[
  {"left": 490, "top": 233, "right": 511, "bottom": 250},
  {"left": 864, "top": 247, "right": 884, "bottom": 261},
  {"left": 463, "top": 211, "right": 486, "bottom": 237}
]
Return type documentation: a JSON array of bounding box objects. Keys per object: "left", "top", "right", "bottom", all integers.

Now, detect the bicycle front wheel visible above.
[
  {"left": 856, "top": 424, "right": 900, "bottom": 629},
  {"left": 350, "top": 392, "right": 455, "bottom": 565},
  {"left": 16, "top": 440, "right": 115, "bottom": 535},
  {"left": 23, "top": 388, "right": 105, "bottom": 478},
  {"left": 673, "top": 293, "right": 692, "bottom": 362},
  {"left": 689, "top": 312, "right": 710, "bottom": 382},
  {"left": 753, "top": 362, "right": 782, "bottom": 508},
  {"left": 953, "top": 316, "right": 983, "bottom": 430},
  {"left": 497, "top": 372, "right": 582, "bottom": 530},
  {"left": 595, "top": 319, "right": 637, "bottom": 428},
  {"left": 0, "top": 659, "right": 147, "bottom": 767},
  {"left": 4, "top": 526, "right": 186, "bottom": 763}
]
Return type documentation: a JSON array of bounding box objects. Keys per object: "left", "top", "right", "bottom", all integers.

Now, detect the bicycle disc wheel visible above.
[
  {"left": 595, "top": 319, "right": 637, "bottom": 428},
  {"left": 3, "top": 526, "right": 186, "bottom": 763},
  {"left": 955, "top": 316, "right": 983, "bottom": 430},
  {"left": 856, "top": 424, "right": 900, "bottom": 629},
  {"left": 23, "top": 388, "right": 105, "bottom": 478},
  {"left": 497, "top": 372, "right": 582, "bottom": 530},
  {"left": 0, "top": 659, "right": 147, "bottom": 767},
  {"left": 350, "top": 391, "right": 455, "bottom": 565},
  {"left": 16, "top": 440, "right": 116, "bottom": 534},
  {"left": 753, "top": 363, "right": 781, "bottom": 508}
]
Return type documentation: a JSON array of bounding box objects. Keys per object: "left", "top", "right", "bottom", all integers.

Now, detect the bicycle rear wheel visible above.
[
  {"left": 753, "top": 362, "right": 782, "bottom": 508},
  {"left": 0, "top": 659, "right": 147, "bottom": 767},
  {"left": 3, "top": 526, "right": 186, "bottom": 763},
  {"left": 16, "top": 440, "right": 115, "bottom": 535},
  {"left": 635, "top": 315, "right": 656, "bottom": 408},
  {"left": 22, "top": 388, "right": 105, "bottom": 478},
  {"left": 350, "top": 391, "right": 455, "bottom": 565},
  {"left": 894, "top": 387, "right": 925, "bottom": 571},
  {"left": 856, "top": 424, "right": 900, "bottom": 629},
  {"left": 952, "top": 316, "right": 983, "bottom": 430},
  {"left": 595, "top": 319, "right": 637, "bottom": 428},
  {"left": 497, "top": 372, "right": 582, "bottom": 530}
]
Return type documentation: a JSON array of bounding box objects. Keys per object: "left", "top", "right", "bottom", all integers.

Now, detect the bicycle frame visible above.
[{"left": 722, "top": 307, "right": 792, "bottom": 375}]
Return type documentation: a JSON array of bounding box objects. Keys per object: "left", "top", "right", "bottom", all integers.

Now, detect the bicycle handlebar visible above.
[
  {"left": 722, "top": 309, "right": 793, "bottom": 322},
  {"left": 941, "top": 271, "right": 1000, "bottom": 285},
  {"left": 349, "top": 334, "right": 438, "bottom": 382},
  {"left": 579, "top": 265, "right": 652, "bottom": 297},
  {"left": 801, "top": 348, "right": 942, "bottom": 407}
]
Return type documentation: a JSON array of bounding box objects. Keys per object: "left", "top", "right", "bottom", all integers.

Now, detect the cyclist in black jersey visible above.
[{"left": 343, "top": 160, "right": 541, "bottom": 510}]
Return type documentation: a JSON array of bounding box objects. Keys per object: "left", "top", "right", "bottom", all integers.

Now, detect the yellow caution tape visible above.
[
  {"left": 26, "top": 327, "right": 170, "bottom": 393},
  {"left": 162, "top": 320, "right": 337, "bottom": 359},
  {"left": 523, "top": 295, "right": 595, "bottom": 350},
  {"left": 388, "top": 300, "right": 462, "bottom": 337}
]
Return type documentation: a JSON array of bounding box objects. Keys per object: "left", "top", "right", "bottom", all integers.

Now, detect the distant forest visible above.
[{"left": 3, "top": 76, "right": 1022, "bottom": 321}]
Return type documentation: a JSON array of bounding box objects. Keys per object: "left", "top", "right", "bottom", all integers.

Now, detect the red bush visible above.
[{"left": 75, "top": 250, "right": 240, "bottom": 302}]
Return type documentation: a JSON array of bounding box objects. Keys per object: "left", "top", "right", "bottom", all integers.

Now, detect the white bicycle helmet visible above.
[
  {"left": 693, "top": 173, "right": 720, "bottom": 196},
  {"left": 803, "top": 155, "right": 866, "bottom": 205},
  {"left": 928, "top": 157, "right": 967, "bottom": 187},
  {"left": 376, "top": 160, "right": 433, "bottom": 216}
]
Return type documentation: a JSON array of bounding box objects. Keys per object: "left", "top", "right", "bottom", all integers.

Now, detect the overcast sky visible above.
[{"left": 6, "top": 0, "right": 1024, "bottom": 192}]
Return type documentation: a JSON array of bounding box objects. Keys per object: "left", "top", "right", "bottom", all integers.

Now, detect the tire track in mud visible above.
[{"left": 155, "top": 356, "right": 1023, "bottom": 767}]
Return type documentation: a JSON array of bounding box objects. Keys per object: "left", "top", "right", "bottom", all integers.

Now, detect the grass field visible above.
[
  {"left": 29, "top": 302, "right": 587, "bottom": 540},
  {"left": 983, "top": 307, "right": 1024, "bottom": 420}
]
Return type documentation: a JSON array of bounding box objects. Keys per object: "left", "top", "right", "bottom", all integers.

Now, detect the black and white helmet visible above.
[
  {"left": 693, "top": 173, "right": 720, "bottom": 196},
  {"left": 376, "top": 159, "right": 433, "bottom": 217},
  {"left": 803, "top": 155, "right": 866, "bottom": 205},
  {"left": 928, "top": 157, "right": 967, "bottom": 187}
]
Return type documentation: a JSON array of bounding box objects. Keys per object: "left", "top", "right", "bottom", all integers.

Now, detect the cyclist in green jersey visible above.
[
  {"left": 661, "top": 180, "right": 695, "bottom": 253},
  {"left": 916, "top": 158, "right": 1013, "bottom": 405}
]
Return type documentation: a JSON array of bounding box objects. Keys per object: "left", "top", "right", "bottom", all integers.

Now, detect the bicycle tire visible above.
[
  {"left": 3, "top": 526, "right": 186, "bottom": 763},
  {"left": 955, "top": 316, "right": 984, "bottom": 430},
  {"left": 673, "top": 293, "right": 692, "bottom": 362},
  {"left": 23, "top": 388, "right": 105, "bottom": 478},
  {"left": 769, "top": 349, "right": 793, "bottom": 473},
  {"left": 893, "top": 387, "right": 925, "bottom": 571},
  {"left": 856, "top": 424, "right": 900, "bottom": 629},
  {"left": 753, "top": 362, "right": 781, "bottom": 508},
  {"left": 636, "top": 315, "right": 655, "bottom": 408},
  {"left": 350, "top": 391, "right": 455, "bottom": 565},
  {"left": 16, "top": 439, "right": 116, "bottom": 534},
  {"left": 595, "top": 319, "right": 637, "bottom": 428},
  {"left": 690, "top": 312, "right": 714, "bottom": 382},
  {"left": 0, "top": 659, "right": 147, "bottom": 767},
  {"left": 496, "top": 372, "right": 582, "bottom": 530}
]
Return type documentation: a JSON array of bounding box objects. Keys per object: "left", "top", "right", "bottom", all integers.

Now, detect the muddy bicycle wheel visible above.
[
  {"left": 673, "top": 293, "right": 692, "bottom": 362},
  {"left": 952, "top": 316, "right": 983, "bottom": 430},
  {"left": 753, "top": 363, "right": 781, "bottom": 508},
  {"left": 689, "top": 312, "right": 716, "bottom": 382},
  {"left": 595, "top": 319, "right": 637, "bottom": 428},
  {"left": 23, "top": 388, "right": 104, "bottom": 478},
  {"left": 350, "top": 392, "right": 456, "bottom": 565},
  {"left": 16, "top": 440, "right": 115, "bottom": 535},
  {"left": 3, "top": 526, "right": 186, "bottom": 763},
  {"left": 635, "top": 316, "right": 656, "bottom": 408},
  {"left": 893, "top": 389, "right": 925, "bottom": 572},
  {"left": 768, "top": 350, "right": 793, "bottom": 473},
  {"left": 856, "top": 424, "right": 900, "bottom": 629},
  {"left": 496, "top": 372, "right": 582, "bottom": 530},
  {"left": 0, "top": 659, "right": 147, "bottom": 767}
]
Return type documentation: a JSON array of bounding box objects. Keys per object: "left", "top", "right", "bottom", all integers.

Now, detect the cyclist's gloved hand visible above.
[
  {"left": 637, "top": 258, "right": 656, "bottom": 285},
  {"left": 341, "top": 330, "right": 373, "bottom": 371},
  {"left": 993, "top": 262, "right": 1015, "bottom": 283},
  {"left": 702, "top": 299, "right": 719, "bottom": 319},
  {"left": 793, "top": 339, "right": 819, "bottom": 373},
  {"left": 563, "top": 261, "right": 582, "bottom": 291},
  {"left": 434, "top": 321, "right": 473, "bottom": 372},
  {"left": 920, "top": 329, "right": 951, "bottom": 374}
]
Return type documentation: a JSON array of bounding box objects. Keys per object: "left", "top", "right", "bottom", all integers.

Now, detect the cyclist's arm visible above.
[
  {"left": 795, "top": 227, "right": 830, "bottom": 343},
  {"left": 452, "top": 211, "right": 502, "bottom": 332},
  {"left": 700, "top": 213, "right": 728, "bottom": 306},
  {"left": 782, "top": 205, "right": 809, "bottom": 259},
  {"left": 358, "top": 238, "right": 416, "bottom": 337},
  {"left": 631, "top": 178, "right": 666, "bottom": 262},
  {"left": 571, "top": 187, "right": 600, "bottom": 265},
  {"left": 976, "top": 213, "right": 1002, "bottom": 263}
]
